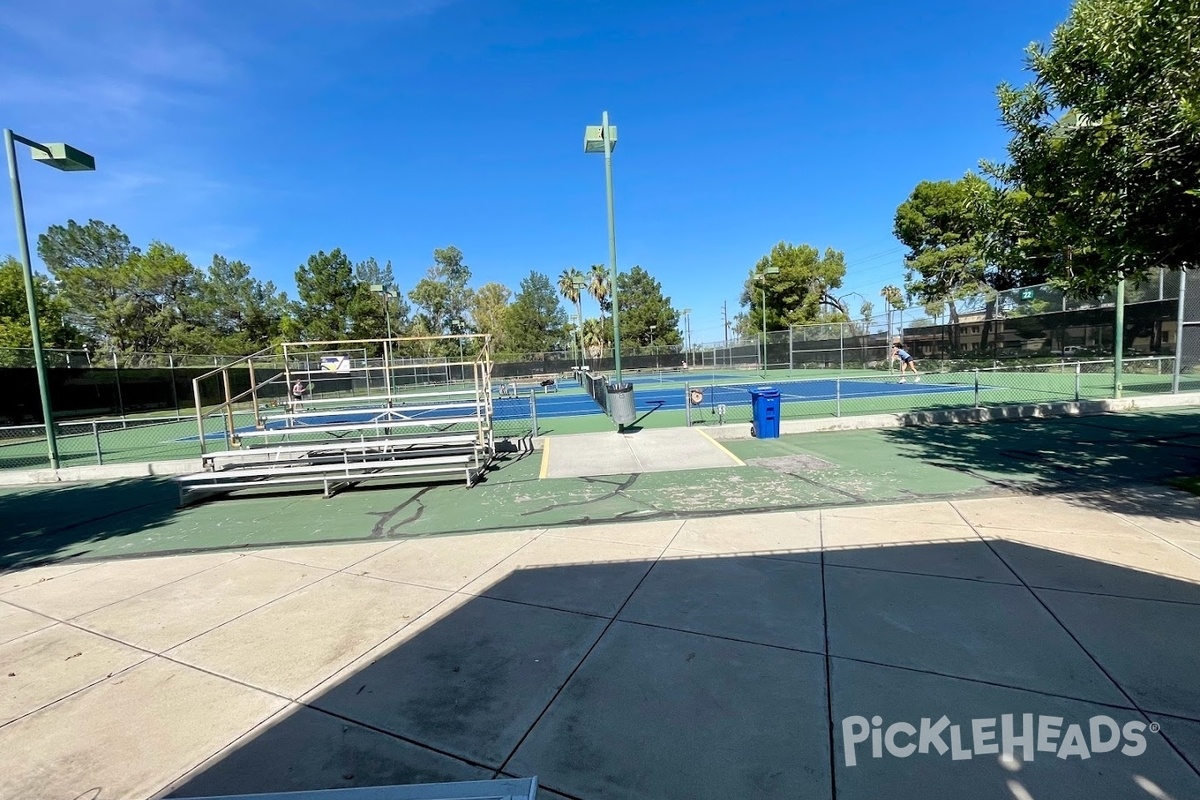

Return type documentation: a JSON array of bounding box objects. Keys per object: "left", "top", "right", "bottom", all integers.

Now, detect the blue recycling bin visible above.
[{"left": 748, "top": 387, "right": 781, "bottom": 438}]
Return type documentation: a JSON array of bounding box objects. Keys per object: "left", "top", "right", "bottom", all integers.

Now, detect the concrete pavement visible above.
[{"left": 0, "top": 493, "right": 1198, "bottom": 799}]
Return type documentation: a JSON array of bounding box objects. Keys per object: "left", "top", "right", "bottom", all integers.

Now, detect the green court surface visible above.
[{"left": 3, "top": 407, "right": 1197, "bottom": 571}]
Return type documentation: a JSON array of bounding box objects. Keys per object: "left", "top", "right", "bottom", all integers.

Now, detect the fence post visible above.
[
  {"left": 1075, "top": 362, "right": 1081, "bottom": 402},
  {"left": 835, "top": 377, "right": 841, "bottom": 418},
  {"left": 113, "top": 349, "right": 127, "bottom": 425},
  {"left": 92, "top": 421, "right": 103, "bottom": 465},
  {"left": 529, "top": 391, "right": 538, "bottom": 437},
  {"left": 839, "top": 324, "right": 844, "bottom": 373},
  {"left": 973, "top": 370, "right": 980, "bottom": 408},
  {"left": 789, "top": 326, "right": 794, "bottom": 374},
  {"left": 1174, "top": 269, "right": 1187, "bottom": 393},
  {"left": 169, "top": 354, "right": 180, "bottom": 416}
]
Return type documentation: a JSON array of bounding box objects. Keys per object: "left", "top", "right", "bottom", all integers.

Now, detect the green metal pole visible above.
[
  {"left": 1114, "top": 276, "right": 1125, "bottom": 398},
  {"left": 602, "top": 110, "right": 621, "bottom": 384},
  {"left": 761, "top": 284, "right": 767, "bottom": 377},
  {"left": 577, "top": 297, "right": 585, "bottom": 369},
  {"left": 5, "top": 129, "right": 59, "bottom": 469}
]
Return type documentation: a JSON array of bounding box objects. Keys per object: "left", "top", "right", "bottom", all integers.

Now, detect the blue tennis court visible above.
[
  {"left": 182, "top": 377, "right": 973, "bottom": 441},
  {"left": 535, "top": 377, "right": 972, "bottom": 418}
]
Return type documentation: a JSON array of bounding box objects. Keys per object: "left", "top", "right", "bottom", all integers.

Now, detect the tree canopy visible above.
[
  {"left": 738, "top": 242, "right": 847, "bottom": 333},
  {"left": 988, "top": 0, "right": 1200, "bottom": 294},
  {"left": 501, "top": 271, "right": 568, "bottom": 353},
  {"left": 0, "top": 257, "right": 80, "bottom": 357},
  {"left": 615, "top": 265, "right": 682, "bottom": 349}
]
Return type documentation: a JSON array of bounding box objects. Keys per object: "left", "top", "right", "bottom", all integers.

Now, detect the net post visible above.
[
  {"left": 1075, "top": 362, "right": 1081, "bottom": 402},
  {"left": 835, "top": 377, "right": 841, "bottom": 417},
  {"left": 685, "top": 381, "right": 692, "bottom": 427},
  {"left": 973, "top": 369, "right": 980, "bottom": 408},
  {"left": 529, "top": 390, "right": 538, "bottom": 437}
]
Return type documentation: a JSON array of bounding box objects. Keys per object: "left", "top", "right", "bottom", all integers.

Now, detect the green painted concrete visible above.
[{"left": 3, "top": 407, "right": 1197, "bottom": 570}]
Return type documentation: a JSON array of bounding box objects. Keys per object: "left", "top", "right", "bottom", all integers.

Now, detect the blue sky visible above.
[{"left": 1, "top": 0, "right": 1073, "bottom": 345}]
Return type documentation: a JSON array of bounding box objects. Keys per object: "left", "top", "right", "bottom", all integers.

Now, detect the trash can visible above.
[
  {"left": 748, "top": 387, "right": 781, "bottom": 438},
  {"left": 606, "top": 382, "right": 636, "bottom": 429}
]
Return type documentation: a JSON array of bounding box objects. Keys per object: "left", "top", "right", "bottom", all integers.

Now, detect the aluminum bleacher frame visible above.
[{"left": 175, "top": 334, "right": 497, "bottom": 504}]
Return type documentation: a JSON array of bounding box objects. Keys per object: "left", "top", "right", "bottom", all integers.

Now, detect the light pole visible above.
[
  {"left": 756, "top": 266, "right": 780, "bottom": 376},
  {"left": 5, "top": 130, "right": 95, "bottom": 470},
  {"left": 682, "top": 308, "right": 692, "bottom": 368},
  {"left": 572, "top": 275, "right": 588, "bottom": 369},
  {"left": 369, "top": 282, "right": 395, "bottom": 394},
  {"left": 836, "top": 290, "right": 869, "bottom": 371},
  {"left": 584, "top": 112, "right": 622, "bottom": 384}
]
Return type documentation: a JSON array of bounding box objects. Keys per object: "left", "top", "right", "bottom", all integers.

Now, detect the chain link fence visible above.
[{"left": 683, "top": 356, "right": 1178, "bottom": 428}]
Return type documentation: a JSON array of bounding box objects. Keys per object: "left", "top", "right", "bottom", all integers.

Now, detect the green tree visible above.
[
  {"left": 587, "top": 263, "right": 612, "bottom": 319},
  {"left": 408, "top": 246, "right": 475, "bottom": 342},
  {"left": 614, "top": 265, "right": 682, "bottom": 349},
  {"left": 894, "top": 176, "right": 988, "bottom": 321},
  {"left": 989, "top": 0, "right": 1200, "bottom": 295},
  {"left": 580, "top": 317, "right": 607, "bottom": 358},
  {"left": 176, "top": 255, "right": 288, "bottom": 355},
  {"left": 292, "top": 248, "right": 356, "bottom": 341},
  {"left": 738, "top": 242, "right": 847, "bottom": 332},
  {"left": 857, "top": 300, "right": 875, "bottom": 338},
  {"left": 36, "top": 219, "right": 139, "bottom": 347},
  {"left": 128, "top": 242, "right": 203, "bottom": 354},
  {"left": 501, "top": 271, "right": 568, "bottom": 354},
  {"left": 470, "top": 282, "right": 512, "bottom": 352},
  {"left": 970, "top": 181, "right": 1054, "bottom": 291},
  {"left": 0, "top": 256, "right": 81, "bottom": 361},
  {"left": 880, "top": 285, "right": 905, "bottom": 345},
  {"left": 90, "top": 240, "right": 200, "bottom": 357},
  {"left": 348, "top": 258, "right": 411, "bottom": 344},
  {"left": 557, "top": 267, "right": 587, "bottom": 360}
]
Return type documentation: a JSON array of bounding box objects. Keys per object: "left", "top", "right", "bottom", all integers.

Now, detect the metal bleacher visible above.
[{"left": 175, "top": 335, "right": 498, "bottom": 504}]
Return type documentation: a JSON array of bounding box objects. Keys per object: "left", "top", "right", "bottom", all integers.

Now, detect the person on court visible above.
[{"left": 892, "top": 343, "right": 921, "bottom": 383}]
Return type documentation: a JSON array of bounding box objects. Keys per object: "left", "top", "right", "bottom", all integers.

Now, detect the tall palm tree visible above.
[
  {"left": 581, "top": 317, "right": 608, "bottom": 359},
  {"left": 558, "top": 268, "right": 586, "bottom": 365},
  {"left": 588, "top": 264, "right": 611, "bottom": 322}
]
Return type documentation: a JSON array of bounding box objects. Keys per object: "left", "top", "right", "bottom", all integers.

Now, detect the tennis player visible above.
[{"left": 892, "top": 343, "right": 921, "bottom": 383}]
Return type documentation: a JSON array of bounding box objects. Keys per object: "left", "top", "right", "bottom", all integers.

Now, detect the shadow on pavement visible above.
[
  {"left": 0, "top": 479, "right": 183, "bottom": 570},
  {"left": 883, "top": 410, "right": 1200, "bottom": 519},
  {"left": 157, "top": 537, "right": 1200, "bottom": 800}
]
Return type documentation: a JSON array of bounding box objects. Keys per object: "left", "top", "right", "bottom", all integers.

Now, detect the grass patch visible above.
[{"left": 1168, "top": 476, "right": 1200, "bottom": 495}]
